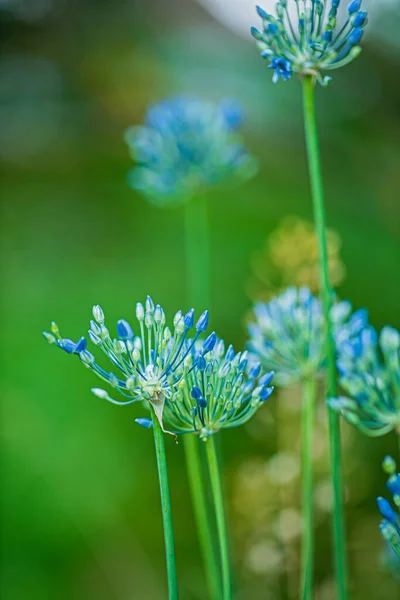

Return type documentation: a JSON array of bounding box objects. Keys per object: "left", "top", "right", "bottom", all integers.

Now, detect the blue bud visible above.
[
  {"left": 249, "top": 362, "right": 261, "bottom": 378},
  {"left": 196, "top": 355, "right": 207, "bottom": 371},
  {"left": 250, "top": 26, "right": 263, "bottom": 41},
  {"left": 135, "top": 418, "right": 153, "bottom": 429},
  {"left": 75, "top": 337, "right": 87, "bottom": 353},
  {"left": 259, "top": 371, "right": 274, "bottom": 386},
  {"left": 377, "top": 497, "right": 398, "bottom": 524},
  {"left": 191, "top": 385, "right": 202, "bottom": 400},
  {"left": 323, "top": 30, "right": 333, "bottom": 43},
  {"left": 203, "top": 332, "right": 217, "bottom": 354},
  {"left": 198, "top": 397, "right": 207, "bottom": 409},
  {"left": 256, "top": 5, "right": 269, "bottom": 20},
  {"left": 348, "top": 0, "right": 361, "bottom": 14},
  {"left": 268, "top": 23, "right": 278, "bottom": 35},
  {"left": 353, "top": 10, "right": 367, "bottom": 26},
  {"left": 184, "top": 309, "right": 195, "bottom": 329},
  {"left": 117, "top": 319, "right": 134, "bottom": 340},
  {"left": 387, "top": 475, "right": 400, "bottom": 497},
  {"left": 196, "top": 310, "right": 209, "bottom": 332},
  {"left": 225, "top": 345, "right": 235, "bottom": 361},
  {"left": 238, "top": 358, "right": 248, "bottom": 373},
  {"left": 57, "top": 339, "right": 77, "bottom": 354},
  {"left": 348, "top": 27, "right": 364, "bottom": 45},
  {"left": 260, "top": 386, "right": 274, "bottom": 401}
]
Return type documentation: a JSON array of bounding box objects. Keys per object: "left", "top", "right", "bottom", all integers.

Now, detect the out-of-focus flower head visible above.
[
  {"left": 329, "top": 325, "right": 400, "bottom": 436},
  {"left": 249, "top": 216, "right": 346, "bottom": 301},
  {"left": 124, "top": 96, "right": 257, "bottom": 207},
  {"left": 162, "top": 338, "right": 275, "bottom": 439},
  {"left": 247, "top": 286, "right": 367, "bottom": 386},
  {"left": 377, "top": 456, "right": 400, "bottom": 557},
  {"left": 251, "top": 1, "right": 368, "bottom": 86},
  {"left": 43, "top": 297, "right": 212, "bottom": 436}
]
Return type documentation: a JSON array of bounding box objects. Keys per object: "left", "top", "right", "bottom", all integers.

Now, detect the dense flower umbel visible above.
[
  {"left": 124, "top": 96, "right": 257, "bottom": 206},
  {"left": 251, "top": 1, "right": 368, "bottom": 86},
  {"left": 329, "top": 325, "right": 400, "bottom": 436},
  {"left": 43, "top": 297, "right": 213, "bottom": 436},
  {"left": 377, "top": 456, "right": 400, "bottom": 557},
  {"left": 247, "top": 286, "right": 367, "bottom": 386},
  {"left": 160, "top": 340, "right": 275, "bottom": 440}
]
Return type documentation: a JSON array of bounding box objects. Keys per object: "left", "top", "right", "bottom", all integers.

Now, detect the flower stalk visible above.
[
  {"left": 183, "top": 197, "right": 221, "bottom": 600},
  {"left": 205, "top": 436, "right": 232, "bottom": 600},
  {"left": 302, "top": 74, "right": 348, "bottom": 600},
  {"left": 151, "top": 407, "right": 178, "bottom": 600},
  {"left": 300, "top": 377, "right": 317, "bottom": 600}
]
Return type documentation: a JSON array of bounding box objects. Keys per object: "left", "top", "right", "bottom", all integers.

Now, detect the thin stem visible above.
[
  {"left": 300, "top": 377, "right": 317, "bottom": 600},
  {"left": 184, "top": 196, "right": 210, "bottom": 311},
  {"left": 302, "top": 75, "right": 348, "bottom": 600},
  {"left": 205, "top": 436, "right": 232, "bottom": 600},
  {"left": 183, "top": 197, "right": 222, "bottom": 598},
  {"left": 183, "top": 435, "right": 221, "bottom": 600},
  {"left": 151, "top": 409, "right": 178, "bottom": 600}
]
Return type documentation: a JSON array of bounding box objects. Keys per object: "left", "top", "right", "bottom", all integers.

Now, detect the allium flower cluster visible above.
[
  {"left": 377, "top": 456, "right": 400, "bottom": 557},
  {"left": 124, "top": 96, "right": 257, "bottom": 206},
  {"left": 329, "top": 325, "right": 400, "bottom": 437},
  {"left": 247, "top": 286, "right": 367, "bottom": 386},
  {"left": 43, "top": 297, "right": 211, "bottom": 435},
  {"left": 44, "top": 296, "right": 274, "bottom": 439},
  {"left": 251, "top": 1, "right": 368, "bottom": 86},
  {"left": 161, "top": 342, "right": 275, "bottom": 439}
]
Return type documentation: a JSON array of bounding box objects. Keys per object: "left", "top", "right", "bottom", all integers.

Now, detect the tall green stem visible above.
[
  {"left": 151, "top": 409, "right": 178, "bottom": 600},
  {"left": 302, "top": 75, "right": 348, "bottom": 600},
  {"left": 183, "top": 197, "right": 221, "bottom": 599},
  {"left": 183, "top": 435, "right": 221, "bottom": 600},
  {"left": 184, "top": 196, "right": 210, "bottom": 311},
  {"left": 205, "top": 436, "right": 231, "bottom": 600},
  {"left": 300, "top": 377, "right": 317, "bottom": 600}
]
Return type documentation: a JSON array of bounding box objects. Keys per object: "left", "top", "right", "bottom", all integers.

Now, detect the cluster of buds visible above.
[
  {"left": 44, "top": 297, "right": 274, "bottom": 439},
  {"left": 377, "top": 456, "right": 400, "bottom": 557},
  {"left": 329, "top": 325, "right": 400, "bottom": 437},
  {"left": 251, "top": 1, "right": 368, "bottom": 85},
  {"left": 247, "top": 286, "right": 367, "bottom": 386},
  {"left": 125, "top": 96, "right": 257, "bottom": 206}
]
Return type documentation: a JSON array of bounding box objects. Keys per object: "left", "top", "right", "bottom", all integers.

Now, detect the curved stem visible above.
[
  {"left": 151, "top": 410, "right": 178, "bottom": 600},
  {"left": 302, "top": 75, "right": 348, "bottom": 600},
  {"left": 183, "top": 435, "right": 221, "bottom": 600},
  {"left": 300, "top": 377, "right": 317, "bottom": 600},
  {"left": 205, "top": 436, "right": 231, "bottom": 600}
]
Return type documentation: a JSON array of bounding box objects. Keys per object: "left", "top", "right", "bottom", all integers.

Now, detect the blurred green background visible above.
[{"left": 1, "top": 1, "right": 400, "bottom": 598}]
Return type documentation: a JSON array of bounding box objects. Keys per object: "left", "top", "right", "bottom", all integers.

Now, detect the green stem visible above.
[
  {"left": 300, "top": 377, "right": 317, "bottom": 600},
  {"left": 205, "top": 436, "right": 231, "bottom": 600},
  {"left": 183, "top": 435, "right": 221, "bottom": 600},
  {"left": 184, "top": 196, "right": 210, "bottom": 311},
  {"left": 302, "top": 75, "right": 348, "bottom": 600},
  {"left": 183, "top": 197, "right": 222, "bottom": 599},
  {"left": 151, "top": 410, "right": 178, "bottom": 600}
]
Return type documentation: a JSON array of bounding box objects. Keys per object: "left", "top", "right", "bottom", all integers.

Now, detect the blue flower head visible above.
[
  {"left": 43, "top": 297, "right": 214, "bottom": 437},
  {"left": 329, "top": 325, "right": 400, "bottom": 437},
  {"left": 161, "top": 339, "right": 275, "bottom": 440},
  {"left": 377, "top": 456, "right": 400, "bottom": 557},
  {"left": 124, "top": 96, "right": 257, "bottom": 206},
  {"left": 251, "top": 1, "right": 368, "bottom": 86},
  {"left": 247, "top": 286, "right": 367, "bottom": 386}
]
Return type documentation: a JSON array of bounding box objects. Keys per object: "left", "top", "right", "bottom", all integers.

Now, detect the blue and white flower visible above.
[
  {"left": 251, "top": 1, "right": 368, "bottom": 85},
  {"left": 44, "top": 297, "right": 211, "bottom": 435},
  {"left": 377, "top": 456, "right": 400, "bottom": 557},
  {"left": 247, "top": 286, "right": 367, "bottom": 386},
  {"left": 329, "top": 325, "right": 400, "bottom": 436},
  {"left": 124, "top": 96, "right": 257, "bottom": 206}
]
